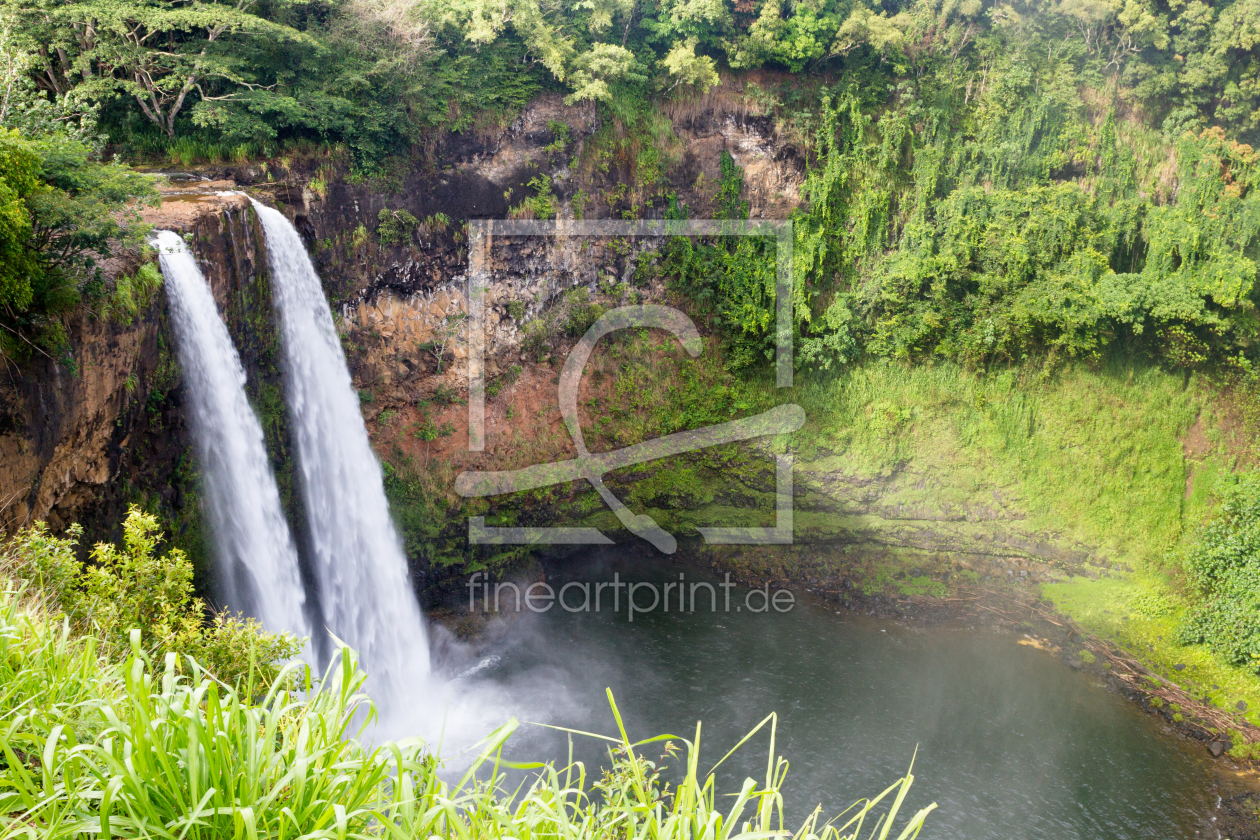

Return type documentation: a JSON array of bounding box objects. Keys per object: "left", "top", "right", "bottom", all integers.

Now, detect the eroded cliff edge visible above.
[{"left": 0, "top": 186, "right": 283, "bottom": 584}]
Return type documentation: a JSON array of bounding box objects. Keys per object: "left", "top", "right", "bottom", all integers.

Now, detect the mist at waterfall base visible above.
[
  {"left": 153, "top": 230, "right": 310, "bottom": 644},
  {"left": 448, "top": 550, "right": 1217, "bottom": 840}
]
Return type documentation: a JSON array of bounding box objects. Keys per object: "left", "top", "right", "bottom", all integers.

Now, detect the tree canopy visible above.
[
  {"left": 0, "top": 0, "right": 1258, "bottom": 371},
  {"left": 4, "top": 0, "right": 1255, "bottom": 153}
]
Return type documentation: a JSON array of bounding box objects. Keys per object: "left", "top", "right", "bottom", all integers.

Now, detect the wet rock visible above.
[
  {"left": 1174, "top": 663, "right": 1186, "bottom": 671},
  {"left": 1237, "top": 700, "right": 1249, "bottom": 712},
  {"left": 1209, "top": 741, "right": 1227, "bottom": 757}
]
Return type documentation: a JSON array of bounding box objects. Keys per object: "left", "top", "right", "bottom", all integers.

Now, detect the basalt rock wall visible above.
[{"left": 0, "top": 188, "right": 283, "bottom": 584}]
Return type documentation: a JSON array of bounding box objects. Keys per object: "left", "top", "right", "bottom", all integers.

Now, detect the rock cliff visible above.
[{"left": 0, "top": 89, "right": 1181, "bottom": 608}]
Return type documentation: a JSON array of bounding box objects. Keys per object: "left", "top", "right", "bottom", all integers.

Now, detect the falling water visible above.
[
  {"left": 153, "top": 230, "right": 310, "bottom": 642},
  {"left": 250, "top": 201, "right": 430, "bottom": 714}
]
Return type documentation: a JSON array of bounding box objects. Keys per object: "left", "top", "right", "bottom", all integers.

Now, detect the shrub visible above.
[
  {"left": 377, "top": 207, "right": 419, "bottom": 245},
  {"left": 0, "top": 507, "right": 299, "bottom": 686},
  {"left": 308, "top": 170, "right": 329, "bottom": 200},
  {"left": 99, "top": 261, "right": 163, "bottom": 325},
  {"left": 349, "top": 222, "right": 370, "bottom": 251},
  {"left": 509, "top": 174, "right": 556, "bottom": 220},
  {"left": 545, "top": 120, "right": 571, "bottom": 153},
  {"left": 1175, "top": 473, "right": 1260, "bottom": 670},
  {"left": 563, "top": 286, "right": 606, "bottom": 337},
  {"left": 431, "top": 383, "right": 463, "bottom": 405},
  {"left": 521, "top": 316, "right": 553, "bottom": 360},
  {"left": 2, "top": 521, "right": 82, "bottom": 612}
]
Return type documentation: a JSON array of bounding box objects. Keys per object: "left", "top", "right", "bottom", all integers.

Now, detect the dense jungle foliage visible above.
[
  {"left": 1177, "top": 472, "right": 1260, "bottom": 668},
  {"left": 1, "top": 0, "right": 1259, "bottom": 371},
  {"left": 652, "top": 93, "right": 1260, "bottom": 372}
]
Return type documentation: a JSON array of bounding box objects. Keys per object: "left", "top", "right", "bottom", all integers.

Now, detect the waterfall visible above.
[
  {"left": 153, "top": 230, "right": 310, "bottom": 642},
  {"left": 250, "top": 201, "right": 430, "bottom": 712}
]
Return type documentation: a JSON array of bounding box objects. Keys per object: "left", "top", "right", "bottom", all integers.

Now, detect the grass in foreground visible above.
[{"left": 0, "top": 584, "right": 934, "bottom": 840}]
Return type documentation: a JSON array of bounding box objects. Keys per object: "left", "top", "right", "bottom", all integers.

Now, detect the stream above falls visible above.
[{"left": 437, "top": 548, "right": 1218, "bottom": 840}]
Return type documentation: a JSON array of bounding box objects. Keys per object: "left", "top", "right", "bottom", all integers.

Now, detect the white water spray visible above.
[
  {"left": 250, "top": 201, "right": 430, "bottom": 715},
  {"left": 153, "top": 230, "right": 310, "bottom": 642}
]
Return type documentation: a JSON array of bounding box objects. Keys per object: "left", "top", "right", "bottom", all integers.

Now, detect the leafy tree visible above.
[
  {"left": 566, "top": 41, "right": 639, "bottom": 103},
  {"left": 0, "top": 129, "right": 41, "bottom": 317},
  {"left": 9, "top": 0, "right": 309, "bottom": 138},
  {"left": 0, "top": 16, "right": 102, "bottom": 146},
  {"left": 0, "top": 128, "right": 155, "bottom": 359},
  {"left": 661, "top": 35, "right": 719, "bottom": 92}
]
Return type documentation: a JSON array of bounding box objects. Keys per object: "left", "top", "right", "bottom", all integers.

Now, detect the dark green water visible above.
[{"left": 451, "top": 549, "right": 1216, "bottom": 839}]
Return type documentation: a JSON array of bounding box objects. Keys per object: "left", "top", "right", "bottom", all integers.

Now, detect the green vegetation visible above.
[
  {"left": 793, "top": 359, "right": 1202, "bottom": 561},
  {"left": 0, "top": 517, "right": 934, "bottom": 840},
  {"left": 1176, "top": 472, "right": 1260, "bottom": 668},
  {"left": 383, "top": 455, "right": 467, "bottom": 571},
  {"left": 647, "top": 103, "right": 1260, "bottom": 376},
  {"left": 0, "top": 507, "right": 298, "bottom": 686},
  {"left": 0, "top": 18, "right": 158, "bottom": 357},
  {"left": 1045, "top": 572, "right": 1260, "bottom": 728},
  {"left": 98, "top": 261, "right": 163, "bottom": 325},
  {"left": 509, "top": 174, "right": 558, "bottom": 220},
  {"left": 0, "top": 129, "right": 156, "bottom": 359},
  {"left": 4, "top": 0, "right": 1255, "bottom": 170},
  {"left": 639, "top": 153, "right": 779, "bottom": 370},
  {"left": 563, "top": 287, "right": 608, "bottom": 337},
  {"left": 793, "top": 105, "right": 1259, "bottom": 372},
  {"left": 3, "top": 0, "right": 1258, "bottom": 382},
  {"left": 377, "top": 206, "right": 419, "bottom": 245}
]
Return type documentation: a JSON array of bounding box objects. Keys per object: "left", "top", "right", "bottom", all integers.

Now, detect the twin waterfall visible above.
[{"left": 156, "top": 208, "right": 431, "bottom": 717}]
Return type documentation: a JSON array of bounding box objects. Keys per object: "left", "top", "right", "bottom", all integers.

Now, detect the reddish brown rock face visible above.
[{"left": 0, "top": 183, "right": 265, "bottom": 538}]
